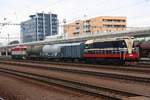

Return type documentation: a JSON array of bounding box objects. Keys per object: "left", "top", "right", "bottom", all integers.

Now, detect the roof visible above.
[{"left": 85, "top": 36, "right": 133, "bottom": 44}]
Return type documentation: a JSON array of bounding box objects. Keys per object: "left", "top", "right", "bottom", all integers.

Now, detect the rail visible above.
[
  {"left": 0, "top": 67, "right": 139, "bottom": 100},
  {"left": 0, "top": 61, "right": 150, "bottom": 99}
]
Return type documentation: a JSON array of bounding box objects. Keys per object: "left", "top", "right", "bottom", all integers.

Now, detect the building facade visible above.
[
  {"left": 64, "top": 16, "right": 126, "bottom": 38},
  {"left": 21, "top": 12, "right": 58, "bottom": 43}
]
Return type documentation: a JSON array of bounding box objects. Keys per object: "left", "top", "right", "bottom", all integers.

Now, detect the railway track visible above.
[
  {"left": 0, "top": 60, "right": 150, "bottom": 85},
  {"left": 0, "top": 67, "right": 140, "bottom": 100},
  {"left": 0, "top": 56, "right": 150, "bottom": 67},
  {"left": 25, "top": 60, "right": 150, "bottom": 73},
  {"left": 8, "top": 59, "right": 150, "bottom": 70},
  {"left": 139, "top": 58, "right": 150, "bottom": 65},
  {"left": 1, "top": 60, "right": 150, "bottom": 80},
  {"left": 0, "top": 60, "right": 150, "bottom": 99},
  {"left": 18, "top": 59, "right": 150, "bottom": 67}
]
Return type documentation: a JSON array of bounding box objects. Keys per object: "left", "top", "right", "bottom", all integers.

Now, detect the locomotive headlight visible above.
[{"left": 129, "top": 54, "right": 133, "bottom": 57}]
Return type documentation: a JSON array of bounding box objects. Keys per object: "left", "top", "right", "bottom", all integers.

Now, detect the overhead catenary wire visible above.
[
  {"left": 64, "top": 0, "right": 150, "bottom": 26},
  {"left": 101, "top": 0, "right": 147, "bottom": 15},
  {"left": 0, "top": 0, "right": 150, "bottom": 40}
]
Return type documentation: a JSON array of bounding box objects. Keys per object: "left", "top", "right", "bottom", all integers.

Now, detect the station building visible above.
[
  {"left": 21, "top": 12, "right": 58, "bottom": 43},
  {"left": 64, "top": 16, "right": 127, "bottom": 38}
]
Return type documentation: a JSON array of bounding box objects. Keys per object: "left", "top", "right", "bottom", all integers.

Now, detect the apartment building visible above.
[
  {"left": 64, "top": 16, "right": 126, "bottom": 38},
  {"left": 21, "top": 12, "right": 58, "bottom": 43}
]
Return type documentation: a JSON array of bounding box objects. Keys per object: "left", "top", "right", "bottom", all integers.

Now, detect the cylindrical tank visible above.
[
  {"left": 27, "top": 45, "right": 43, "bottom": 55},
  {"left": 42, "top": 44, "right": 61, "bottom": 54}
]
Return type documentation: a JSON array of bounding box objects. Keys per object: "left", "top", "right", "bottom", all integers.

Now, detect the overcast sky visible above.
[{"left": 0, "top": 0, "right": 150, "bottom": 44}]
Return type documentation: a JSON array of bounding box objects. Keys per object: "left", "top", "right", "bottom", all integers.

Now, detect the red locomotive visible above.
[{"left": 83, "top": 37, "right": 139, "bottom": 63}]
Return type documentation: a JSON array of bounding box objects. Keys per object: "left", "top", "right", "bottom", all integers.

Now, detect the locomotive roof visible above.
[
  {"left": 85, "top": 37, "right": 134, "bottom": 44},
  {"left": 51, "top": 42, "right": 83, "bottom": 46},
  {"left": 12, "top": 45, "right": 27, "bottom": 49}
]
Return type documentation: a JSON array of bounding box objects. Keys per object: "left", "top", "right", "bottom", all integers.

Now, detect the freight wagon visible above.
[{"left": 136, "top": 41, "right": 150, "bottom": 58}]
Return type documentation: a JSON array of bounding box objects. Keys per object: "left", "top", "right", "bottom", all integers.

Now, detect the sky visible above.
[{"left": 0, "top": 0, "right": 150, "bottom": 45}]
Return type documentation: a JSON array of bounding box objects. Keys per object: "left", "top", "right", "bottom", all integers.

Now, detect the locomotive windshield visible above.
[{"left": 85, "top": 44, "right": 92, "bottom": 49}]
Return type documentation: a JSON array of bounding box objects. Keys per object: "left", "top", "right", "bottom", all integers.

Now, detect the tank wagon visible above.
[{"left": 10, "top": 37, "right": 139, "bottom": 64}]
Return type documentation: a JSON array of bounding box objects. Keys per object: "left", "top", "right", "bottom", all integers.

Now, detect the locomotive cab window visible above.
[
  {"left": 85, "top": 44, "right": 93, "bottom": 49},
  {"left": 112, "top": 40, "right": 127, "bottom": 48}
]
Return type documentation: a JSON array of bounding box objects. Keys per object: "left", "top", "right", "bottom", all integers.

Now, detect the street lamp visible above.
[
  {"left": 63, "top": 19, "right": 67, "bottom": 39},
  {"left": 7, "top": 34, "right": 10, "bottom": 45}
]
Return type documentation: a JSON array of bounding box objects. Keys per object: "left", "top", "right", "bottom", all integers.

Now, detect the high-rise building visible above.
[
  {"left": 64, "top": 16, "right": 126, "bottom": 38},
  {"left": 21, "top": 12, "right": 58, "bottom": 43}
]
